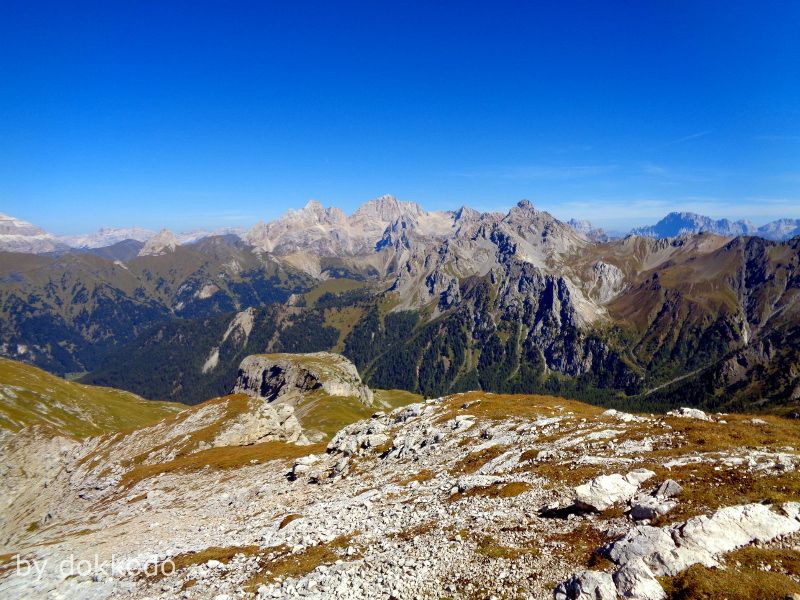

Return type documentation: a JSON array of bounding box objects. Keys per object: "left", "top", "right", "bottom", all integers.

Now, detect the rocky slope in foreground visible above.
[{"left": 2, "top": 354, "right": 800, "bottom": 599}]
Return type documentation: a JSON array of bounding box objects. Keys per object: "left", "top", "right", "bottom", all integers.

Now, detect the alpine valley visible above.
[
  {"left": 1, "top": 195, "right": 798, "bottom": 414},
  {"left": 2, "top": 195, "right": 800, "bottom": 600}
]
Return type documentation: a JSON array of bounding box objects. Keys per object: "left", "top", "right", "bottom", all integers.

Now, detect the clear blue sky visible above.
[{"left": 1, "top": 1, "right": 798, "bottom": 234}]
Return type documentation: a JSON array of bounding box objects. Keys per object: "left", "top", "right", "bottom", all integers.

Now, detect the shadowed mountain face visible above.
[
  {"left": 2, "top": 199, "right": 799, "bottom": 412},
  {"left": 0, "top": 236, "right": 315, "bottom": 375}
]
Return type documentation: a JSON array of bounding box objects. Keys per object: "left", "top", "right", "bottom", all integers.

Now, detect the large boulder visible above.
[
  {"left": 233, "top": 352, "right": 374, "bottom": 406},
  {"left": 666, "top": 407, "right": 712, "bottom": 421},
  {"left": 629, "top": 495, "right": 677, "bottom": 521},
  {"left": 605, "top": 502, "right": 800, "bottom": 577},
  {"left": 554, "top": 570, "right": 617, "bottom": 600},
  {"left": 574, "top": 469, "right": 656, "bottom": 511},
  {"left": 612, "top": 557, "right": 666, "bottom": 600}
]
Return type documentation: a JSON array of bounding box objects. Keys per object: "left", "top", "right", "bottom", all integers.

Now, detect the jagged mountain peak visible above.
[
  {"left": 285, "top": 200, "right": 347, "bottom": 224},
  {"left": 453, "top": 205, "right": 481, "bottom": 221},
  {"left": 351, "top": 194, "right": 425, "bottom": 222},
  {"left": 515, "top": 198, "right": 535, "bottom": 210},
  {"left": 568, "top": 218, "right": 609, "bottom": 242},
  {"left": 138, "top": 228, "right": 179, "bottom": 256},
  {"left": 631, "top": 212, "right": 757, "bottom": 238}
]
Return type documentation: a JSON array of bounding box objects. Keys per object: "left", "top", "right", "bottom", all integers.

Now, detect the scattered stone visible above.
[
  {"left": 652, "top": 479, "right": 683, "bottom": 499},
  {"left": 629, "top": 496, "right": 676, "bottom": 521}
]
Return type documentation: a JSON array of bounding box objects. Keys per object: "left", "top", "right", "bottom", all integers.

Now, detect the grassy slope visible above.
[
  {"left": 303, "top": 278, "right": 368, "bottom": 306},
  {"left": 291, "top": 388, "right": 424, "bottom": 439},
  {"left": 0, "top": 357, "right": 183, "bottom": 437}
]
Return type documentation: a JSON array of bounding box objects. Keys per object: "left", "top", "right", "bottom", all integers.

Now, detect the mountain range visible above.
[
  {"left": 630, "top": 212, "right": 800, "bottom": 240},
  {"left": 3, "top": 198, "right": 799, "bottom": 257},
  {"left": 2, "top": 196, "right": 800, "bottom": 600},
  {"left": 2, "top": 195, "right": 798, "bottom": 414}
]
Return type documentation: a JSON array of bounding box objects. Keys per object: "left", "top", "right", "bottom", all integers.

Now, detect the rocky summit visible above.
[
  {"left": 2, "top": 352, "right": 800, "bottom": 599},
  {"left": 234, "top": 352, "right": 374, "bottom": 407},
  {"left": 2, "top": 196, "right": 799, "bottom": 418}
]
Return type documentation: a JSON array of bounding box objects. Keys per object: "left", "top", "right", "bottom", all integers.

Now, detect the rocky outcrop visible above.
[
  {"left": 245, "top": 195, "right": 454, "bottom": 257},
  {"left": 573, "top": 469, "right": 655, "bottom": 511},
  {"left": 558, "top": 501, "right": 800, "bottom": 600},
  {"left": 233, "top": 352, "right": 374, "bottom": 406},
  {"left": 586, "top": 260, "right": 625, "bottom": 303},
  {"left": 211, "top": 400, "right": 307, "bottom": 447},
  {"left": 138, "top": 228, "right": 178, "bottom": 256},
  {"left": 555, "top": 570, "right": 617, "bottom": 600}
]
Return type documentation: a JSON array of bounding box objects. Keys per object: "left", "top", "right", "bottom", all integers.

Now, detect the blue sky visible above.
[{"left": 1, "top": 1, "right": 798, "bottom": 234}]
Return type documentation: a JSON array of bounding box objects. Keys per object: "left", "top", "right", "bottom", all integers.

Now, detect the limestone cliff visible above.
[{"left": 233, "top": 352, "right": 374, "bottom": 406}]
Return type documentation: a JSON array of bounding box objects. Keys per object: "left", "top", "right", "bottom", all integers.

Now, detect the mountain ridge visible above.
[
  {"left": 3, "top": 198, "right": 799, "bottom": 257},
  {"left": 2, "top": 198, "right": 798, "bottom": 413}
]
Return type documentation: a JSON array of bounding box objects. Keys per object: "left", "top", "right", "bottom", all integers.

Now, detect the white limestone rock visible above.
[
  {"left": 612, "top": 557, "right": 666, "bottom": 600},
  {"left": 233, "top": 352, "right": 374, "bottom": 406},
  {"left": 554, "top": 570, "right": 617, "bottom": 600},
  {"left": 666, "top": 407, "right": 712, "bottom": 422},
  {"left": 574, "top": 469, "right": 655, "bottom": 511}
]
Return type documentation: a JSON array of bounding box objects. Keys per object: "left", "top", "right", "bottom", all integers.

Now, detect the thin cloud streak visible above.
[{"left": 653, "top": 130, "right": 712, "bottom": 150}]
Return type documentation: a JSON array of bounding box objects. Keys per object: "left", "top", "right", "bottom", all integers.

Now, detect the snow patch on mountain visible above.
[{"left": 0, "top": 213, "right": 67, "bottom": 254}]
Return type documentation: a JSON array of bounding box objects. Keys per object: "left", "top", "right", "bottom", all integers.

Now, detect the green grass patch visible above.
[
  {"left": 304, "top": 278, "right": 367, "bottom": 306},
  {"left": 0, "top": 358, "right": 182, "bottom": 437}
]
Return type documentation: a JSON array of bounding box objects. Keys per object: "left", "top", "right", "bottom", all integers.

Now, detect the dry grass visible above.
[
  {"left": 546, "top": 523, "right": 617, "bottom": 569},
  {"left": 84, "top": 394, "right": 257, "bottom": 476},
  {"left": 391, "top": 521, "right": 436, "bottom": 542},
  {"left": 524, "top": 461, "right": 609, "bottom": 488},
  {"left": 0, "top": 357, "right": 182, "bottom": 438},
  {"left": 245, "top": 534, "right": 357, "bottom": 591},
  {"left": 0, "top": 552, "right": 19, "bottom": 576},
  {"left": 463, "top": 482, "right": 532, "bottom": 499},
  {"left": 304, "top": 278, "right": 367, "bottom": 305},
  {"left": 127, "top": 492, "right": 148, "bottom": 504},
  {"left": 438, "top": 392, "right": 605, "bottom": 424},
  {"left": 146, "top": 545, "right": 262, "bottom": 581},
  {"left": 641, "top": 413, "right": 800, "bottom": 522},
  {"left": 474, "top": 534, "right": 539, "bottom": 560},
  {"left": 373, "top": 389, "right": 424, "bottom": 410},
  {"left": 661, "top": 413, "right": 800, "bottom": 453},
  {"left": 660, "top": 546, "right": 800, "bottom": 600},
  {"left": 324, "top": 306, "right": 365, "bottom": 352},
  {"left": 278, "top": 514, "right": 303, "bottom": 529},
  {"left": 120, "top": 441, "right": 326, "bottom": 489},
  {"left": 291, "top": 391, "right": 375, "bottom": 439},
  {"left": 396, "top": 469, "right": 435, "bottom": 486},
  {"left": 450, "top": 445, "right": 509, "bottom": 475},
  {"left": 652, "top": 464, "right": 800, "bottom": 525},
  {"left": 727, "top": 546, "right": 800, "bottom": 575}
]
